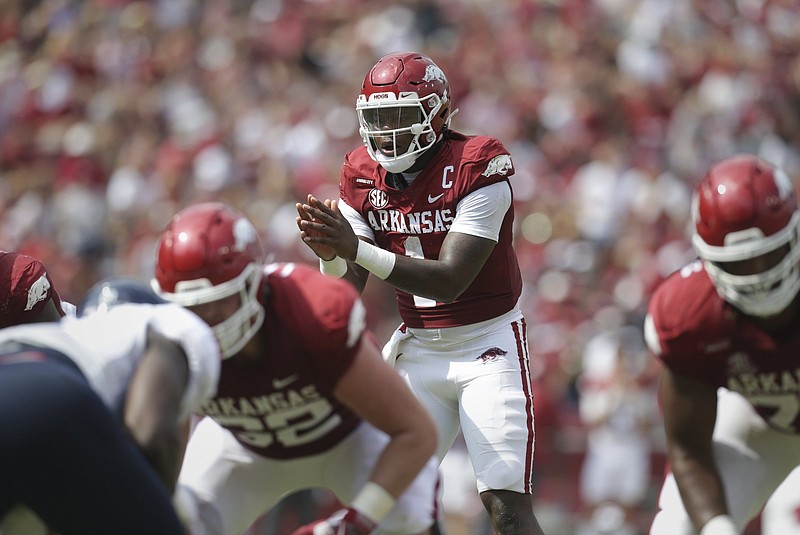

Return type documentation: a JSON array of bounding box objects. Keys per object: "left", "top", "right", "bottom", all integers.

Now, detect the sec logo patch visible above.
[{"left": 368, "top": 189, "right": 389, "bottom": 209}]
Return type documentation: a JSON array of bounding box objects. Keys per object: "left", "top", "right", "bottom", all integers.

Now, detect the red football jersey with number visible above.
[
  {"left": 199, "top": 263, "right": 365, "bottom": 459},
  {"left": 647, "top": 260, "right": 800, "bottom": 433},
  {"left": 339, "top": 130, "right": 522, "bottom": 328},
  {"left": 0, "top": 251, "right": 64, "bottom": 328}
]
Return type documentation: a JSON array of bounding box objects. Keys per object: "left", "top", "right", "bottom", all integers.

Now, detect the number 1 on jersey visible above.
[{"left": 404, "top": 236, "right": 437, "bottom": 307}]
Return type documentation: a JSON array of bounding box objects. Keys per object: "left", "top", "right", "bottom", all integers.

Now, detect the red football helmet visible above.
[
  {"left": 692, "top": 154, "right": 800, "bottom": 316},
  {"left": 152, "top": 202, "right": 265, "bottom": 358},
  {"left": 357, "top": 51, "right": 454, "bottom": 173}
]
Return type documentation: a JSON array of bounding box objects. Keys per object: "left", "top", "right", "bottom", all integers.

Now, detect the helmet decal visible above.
[
  {"left": 233, "top": 217, "right": 259, "bottom": 251},
  {"left": 422, "top": 64, "right": 446, "bottom": 84},
  {"left": 775, "top": 168, "right": 793, "bottom": 200},
  {"left": 79, "top": 278, "right": 165, "bottom": 316}
]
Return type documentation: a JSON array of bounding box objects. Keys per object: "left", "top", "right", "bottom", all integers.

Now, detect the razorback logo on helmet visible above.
[
  {"left": 481, "top": 155, "right": 513, "bottom": 177},
  {"left": 422, "top": 65, "right": 446, "bottom": 84},
  {"left": 233, "top": 218, "right": 258, "bottom": 251},
  {"left": 775, "top": 168, "right": 793, "bottom": 200},
  {"left": 25, "top": 274, "right": 51, "bottom": 311}
]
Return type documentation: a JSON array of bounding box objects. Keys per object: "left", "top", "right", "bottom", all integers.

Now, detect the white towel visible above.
[{"left": 381, "top": 325, "right": 411, "bottom": 367}]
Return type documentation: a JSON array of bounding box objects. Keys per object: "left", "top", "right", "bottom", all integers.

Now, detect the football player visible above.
[
  {"left": 0, "top": 250, "right": 70, "bottom": 535},
  {"left": 296, "top": 52, "right": 544, "bottom": 535},
  {"left": 151, "top": 202, "right": 439, "bottom": 535},
  {"left": 0, "top": 250, "right": 69, "bottom": 328},
  {"left": 0, "top": 278, "right": 221, "bottom": 535},
  {"left": 0, "top": 250, "right": 75, "bottom": 535},
  {"left": 647, "top": 154, "right": 800, "bottom": 535}
]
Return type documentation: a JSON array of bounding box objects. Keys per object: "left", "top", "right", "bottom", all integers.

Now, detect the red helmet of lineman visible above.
[
  {"left": 692, "top": 154, "right": 800, "bottom": 317},
  {"left": 152, "top": 202, "right": 265, "bottom": 358},
  {"left": 357, "top": 51, "right": 454, "bottom": 173}
]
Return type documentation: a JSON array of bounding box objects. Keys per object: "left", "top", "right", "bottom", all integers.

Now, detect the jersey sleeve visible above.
[
  {"left": 460, "top": 136, "right": 514, "bottom": 191},
  {"left": 339, "top": 148, "right": 371, "bottom": 209},
  {"left": 646, "top": 263, "right": 728, "bottom": 386},
  {"left": 0, "top": 252, "right": 64, "bottom": 327},
  {"left": 339, "top": 198, "right": 374, "bottom": 241},
  {"left": 305, "top": 280, "right": 366, "bottom": 392},
  {"left": 280, "top": 265, "right": 367, "bottom": 393},
  {"left": 449, "top": 181, "right": 512, "bottom": 241},
  {"left": 148, "top": 304, "right": 221, "bottom": 421}
]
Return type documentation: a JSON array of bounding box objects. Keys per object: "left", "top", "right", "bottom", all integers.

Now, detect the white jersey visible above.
[
  {"left": 0, "top": 303, "right": 220, "bottom": 421},
  {"left": 61, "top": 300, "right": 77, "bottom": 318}
]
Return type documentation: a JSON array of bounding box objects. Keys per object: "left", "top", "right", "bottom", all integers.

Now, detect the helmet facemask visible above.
[
  {"left": 357, "top": 91, "right": 448, "bottom": 173},
  {"left": 695, "top": 211, "right": 800, "bottom": 317},
  {"left": 153, "top": 262, "right": 265, "bottom": 358}
]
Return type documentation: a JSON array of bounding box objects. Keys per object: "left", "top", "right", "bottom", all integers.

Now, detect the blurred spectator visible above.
[
  {"left": 576, "top": 321, "right": 659, "bottom": 535},
  {"left": 3, "top": 1, "right": 800, "bottom": 532}
]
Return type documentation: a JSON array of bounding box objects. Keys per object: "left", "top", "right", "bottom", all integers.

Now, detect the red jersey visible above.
[
  {"left": 199, "top": 263, "right": 364, "bottom": 459},
  {"left": 647, "top": 260, "right": 800, "bottom": 433},
  {"left": 0, "top": 251, "right": 64, "bottom": 328},
  {"left": 339, "top": 130, "right": 522, "bottom": 328}
]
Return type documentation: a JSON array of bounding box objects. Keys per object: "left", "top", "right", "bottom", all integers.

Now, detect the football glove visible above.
[{"left": 291, "top": 507, "right": 377, "bottom": 535}]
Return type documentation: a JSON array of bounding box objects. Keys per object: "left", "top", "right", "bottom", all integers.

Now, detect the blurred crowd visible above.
[{"left": 2, "top": 0, "right": 800, "bottom": 533}]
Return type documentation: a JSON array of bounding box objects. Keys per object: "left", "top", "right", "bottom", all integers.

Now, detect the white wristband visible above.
[
  {"left": 319, "top": 256, "right": 347, "bottom": 278},
  {"left": 700, "top": 515, "right": 738, "bottom": 535},
  {"left": 350, "top": 482, "right": 396, "bottom": 524},
  {"left": 355, "top": 240, "right": 395, "bottom": 280}
]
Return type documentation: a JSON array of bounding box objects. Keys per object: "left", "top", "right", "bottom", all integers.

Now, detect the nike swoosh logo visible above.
[
  {"left": 428, "top": 193, "right": 444, "bottom": 203},
  {"left": 272, "top": 374, "right": 299, "bottom": 389}
]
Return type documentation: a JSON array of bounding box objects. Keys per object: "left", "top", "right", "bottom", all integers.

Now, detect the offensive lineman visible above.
[
  {"left": 647, "top": 154, "right": 800, "bottom": 535},
  {"left": 152, "top": 202, "right": 440, "bottom": 535}
]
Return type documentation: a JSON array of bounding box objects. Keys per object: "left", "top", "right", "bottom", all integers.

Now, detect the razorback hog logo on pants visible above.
[{"left": 476, "top": 347, "right": 507, "bottom": 363}]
